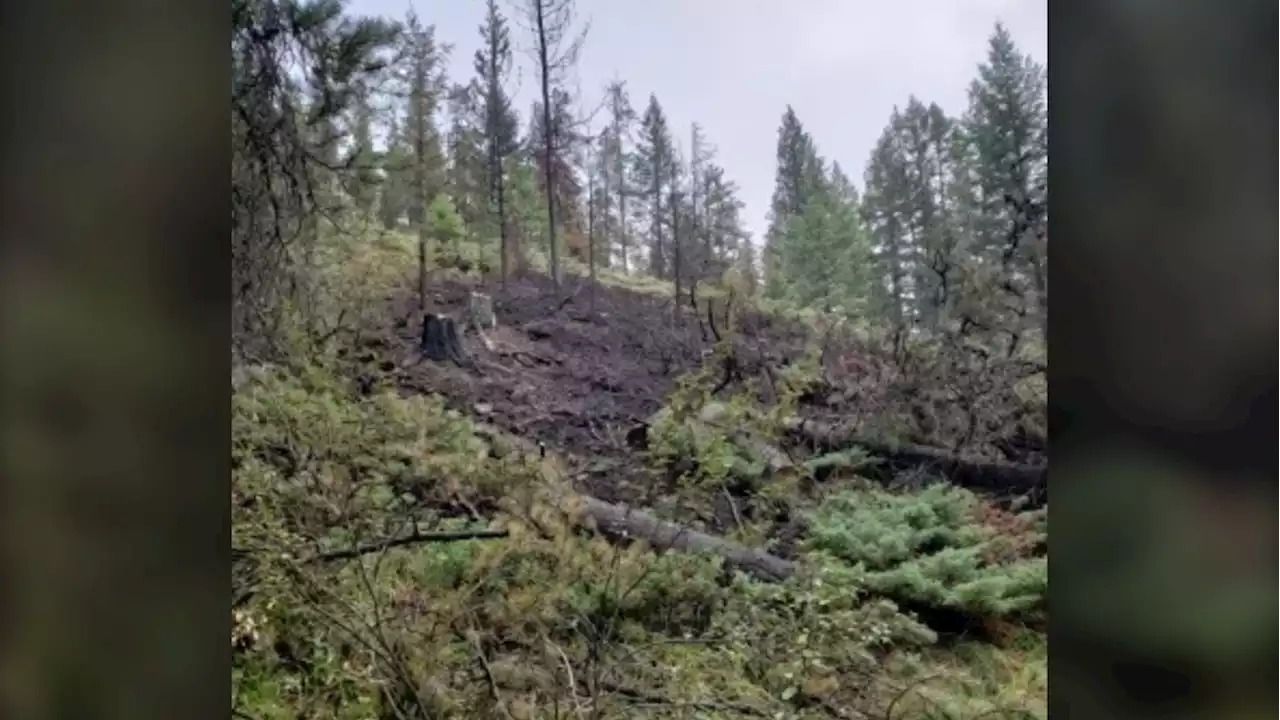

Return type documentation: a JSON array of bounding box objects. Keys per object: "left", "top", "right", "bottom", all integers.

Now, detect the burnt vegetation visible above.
[{"left": 233, "top": 1, "right": 1048, "bottom": 718}]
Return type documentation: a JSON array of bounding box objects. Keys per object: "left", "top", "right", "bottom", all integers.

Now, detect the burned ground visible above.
[{"left": 345, "top": 272, "right": 1045, "bottom": 511}]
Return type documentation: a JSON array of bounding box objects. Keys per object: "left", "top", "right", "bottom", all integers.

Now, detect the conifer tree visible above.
[
  {"left": 964, "top": 22, "right": 1048, "bottom": 332},
  {"left": 344, "top": 80, "right": 379, "bottom": 215},
  {"left": 765, "top": 106, "right": 825, "bottom": 299},
  {"left": 632, "top": 95, "right": 674, "bottom": 279},
  {"left": 519, "top": 0, "right": 588, "bottom": 289},
  {"left": 474, "top": 0, "right": 520, "bottom": 286},
  {"left": 603, "top": 81, "right": 637, "bottom": 272},
  {"left": 863, "top": 112, "right": 914, "bottom": 338}
]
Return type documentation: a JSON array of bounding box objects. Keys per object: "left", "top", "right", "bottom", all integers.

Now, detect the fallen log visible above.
[
  {"left": 574, "top": 494, "right": 797, "bottom": 582},
  {"left": 784, "top": 417, "right": 1047, "bottom": 505}
]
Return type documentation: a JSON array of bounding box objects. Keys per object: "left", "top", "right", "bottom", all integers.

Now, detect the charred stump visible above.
[{"left": 421, "top": 314, "right": 472, "bottom": 367}]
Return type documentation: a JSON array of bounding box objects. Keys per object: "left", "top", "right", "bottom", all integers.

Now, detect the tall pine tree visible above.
[
  {"left": 632, "top": 95, "right": 674, "bottom": 279},
  {"left": 474, "top": 0, "right": 520, "bottom": 285}
]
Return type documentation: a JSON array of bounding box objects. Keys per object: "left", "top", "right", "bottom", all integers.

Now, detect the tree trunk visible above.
[
  {"left": 535, "top": 0, "right": 559, "bottom": 289},
  {"left": 617, "top": 139, "right": 628, "bottom": 274},
  {"left": 415, "top": 87, "right": 429, "bottom": 318},
  {"left": 783, "top": 417, "right": 1047, "bottom": 505},
  {"left": 587, "top": 149, "right": 597, "bottom": 314},
  {"left": 497, "top": 167, "right": 509, "bottom": 291},
  {"left": 671, "top": 184, "right": 681, "bottom": 325},
  {"left": 421, "top": 314, "right": 472, "bottom": 367},
  {"left": 575, "top": 495, "right": 796, "bottom": 582}
]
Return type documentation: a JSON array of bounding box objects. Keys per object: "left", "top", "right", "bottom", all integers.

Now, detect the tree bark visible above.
[
  {"left": 421, "top": 314, "right": 472, "bottom": 367},
  {"left": 575, "top": 495, "right": 796, "bottom": 582},
  {"left": 534, "top": 0, "right": 559, "bottom": 289},
  {"left": 587, "top": 145, "right": 597, "bottom": 313}
]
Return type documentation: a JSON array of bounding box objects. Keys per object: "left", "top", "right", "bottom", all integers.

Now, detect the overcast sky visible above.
[{"left": 349, "top": 0, "right": 1047, "bottom": 241}]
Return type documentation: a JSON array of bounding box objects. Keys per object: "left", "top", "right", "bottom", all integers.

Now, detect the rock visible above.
[
  {"left": 698, "top": 401, "right": 729, "bottom": 424},
  {"left": 474, "top": 402, "right": 493, "bottom": 416}
]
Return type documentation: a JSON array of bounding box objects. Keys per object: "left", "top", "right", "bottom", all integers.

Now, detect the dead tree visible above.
[
  {"left": 520, "top": 0, "right": 588, "bottom": 291},
  {"left": 783, "top": 417, "right": 1048, "bottom": 505},
  {"left": 576, "top": 495, "right": 796, "bottom": 582}
]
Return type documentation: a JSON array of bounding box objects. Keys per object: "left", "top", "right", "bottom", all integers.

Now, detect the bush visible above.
[{"left": 805, "top": 484, "right": 1047, "bottom": 624}]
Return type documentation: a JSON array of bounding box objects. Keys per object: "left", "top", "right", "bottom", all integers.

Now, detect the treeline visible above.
[
  {"left": 232, "top": 0, "right": 755, "bottom": 323},
  {"left": 763, "top": 23, "right": 1047, "bottom": 353},
  {"left": 232, "top": 0, "right": 1043, "bottom": 358}
]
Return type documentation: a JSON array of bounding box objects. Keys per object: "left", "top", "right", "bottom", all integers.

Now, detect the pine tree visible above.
[
  {"left": 344, "top": 80, "right": 379, "bottom": 215},
  {"left": 632, "top": 95, "right": 674, "bottom": 279},
  {"left": 378, "top": 111, "right": 413, "bottom": 230},
  {"left": 529, "top": 89, "right": 586, "bottom": 263},
  {"left": 700, "top": 163, "right": 748, "bottom": 279},
  {"left": 519, "top": 0, "right": 588, "bottom": 289},
  {"left": 231, "top": 0, "right": 398, "bottom": 352},
  {"left": 445, "top": 82, "right": 487, "bottom": 240},
  {"left": 398, "top": 10, "right": 450, "bottom": 227},
  {"left": 474, "top": 0, "right": 520, "bottom": 286},
  {"left": 396, "top": 9, "right": 451, "bottom": 316},
  {"left": 765, "top": 106, "right": 825, "bottom": 298},
  {"left": 964, "top": 22, "right": 1048, "bottom": 334},
  {"left": 603, "top": 81, "right": 637, "bottom": 272},
  {"left": 863, "top": 112, "right": 914, "bottom": 339}
]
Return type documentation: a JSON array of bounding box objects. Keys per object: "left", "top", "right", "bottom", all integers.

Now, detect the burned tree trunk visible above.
[
  {"left": 421, "top": 314, "right": 472, "bottom": 367},
  {"left": 784, "top": 417, "right": 1047, "bottom": 505}
]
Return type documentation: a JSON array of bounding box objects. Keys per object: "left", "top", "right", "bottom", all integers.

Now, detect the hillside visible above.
[
  {"left": 232, "top": 3, "right": 1049, "bottom": 716},
  {"left": 233, "top": 257, "right": 1048, "bottom": 720}
]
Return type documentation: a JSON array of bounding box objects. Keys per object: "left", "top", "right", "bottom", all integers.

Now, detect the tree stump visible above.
[
  {"left": 466, "top": 292, "right": 496, "bottom": 331},
  {"left": 421, "top": 314, "right": 470, "bottom": 366}
]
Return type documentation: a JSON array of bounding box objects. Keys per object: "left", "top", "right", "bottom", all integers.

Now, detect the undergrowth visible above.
[{"left": 232, "top": 360, "right": 1047, "bottom": 719}]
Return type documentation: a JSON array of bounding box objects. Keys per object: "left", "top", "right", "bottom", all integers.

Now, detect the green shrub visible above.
[{"left": 805, "top": 484, "right": 1047, "bottom": 623}]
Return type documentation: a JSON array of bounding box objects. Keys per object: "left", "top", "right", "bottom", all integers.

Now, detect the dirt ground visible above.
[
  {"left": 355, "top": 272, "right": 1043, "bottom": 510},
  {"left": 361, "top": 273, "right": 782, "bottom": 504}
]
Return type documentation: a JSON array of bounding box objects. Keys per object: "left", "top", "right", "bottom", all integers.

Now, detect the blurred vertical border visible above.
[
  {"left": 0, "top": 0, "right": 229, "bottom": 718},
  {"left": 1050, "top": 0, "right": 1277, "bottom": 717}
]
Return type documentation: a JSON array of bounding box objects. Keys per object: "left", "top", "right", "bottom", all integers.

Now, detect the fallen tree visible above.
[
  {"left": 299, "top": 490, "right": 798, "bottom": 584},
  {"left": 783, "top": 417, "right": 1047, "bottom": 505},
  {"left": 573, "top": 494, "right": 797, "bottom": 582}
]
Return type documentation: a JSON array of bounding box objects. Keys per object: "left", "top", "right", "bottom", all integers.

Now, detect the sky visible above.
[{"left": 349, "top": 0, "right": 1047, "bottom": 242}]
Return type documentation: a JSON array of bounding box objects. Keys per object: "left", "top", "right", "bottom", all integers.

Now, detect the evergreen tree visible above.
[
  {"left": 397, "top": 10, "right": 450, "bottom": 227},
  {"left": 764, "top": 106, "right": 825, "bottom": 298},
  {"left": 231, "top": 0, "right": 398, "bottom": 352},
  {"left": 474, "top": 0, "right": 521, "bottom": 285},
  {"left": 964, "top": 22, "right": 1048, "bottom": 331},
  {"left": 344, "top": 80, "right": 379, "bottom": 215},
  {"left": 863, "top": 112, "right": 914, "bottom": 336},
  {"left": 519, "top": 0, "right": 589, "bottom": 289},
  {"left": 378, "top": 111, "right": 413, "bottom": 230},
  {"left": 395, "top": 8, "right": 450, "bottom": 316},
  {"left": 779, "top": 178, "right": 874, "bottom": 315},
  {"left": 632, "top": 95, "right": 675, "bottom": 279},
  {"left": 603, "top": 81, "right": 637, "bottom": 272},
  {"left": 700, "top": 163, "right": 748, "bottom": 279},
  {"left": 445, "top": 82, "right": 487, "bottom": 240},
  {"left": 529, "top": 89, "right": 586, "bottom": 262}
]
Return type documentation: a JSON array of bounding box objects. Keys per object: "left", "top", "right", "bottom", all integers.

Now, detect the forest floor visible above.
[
  {"left": 367, "top": 271, "right": 801, "bottom": 506},
  {"left": 233, "top": 242, "right": 1048, "bottom": 720},
  {"left": 360, "top": 268, "right": 1043, "bottom": 510}
]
